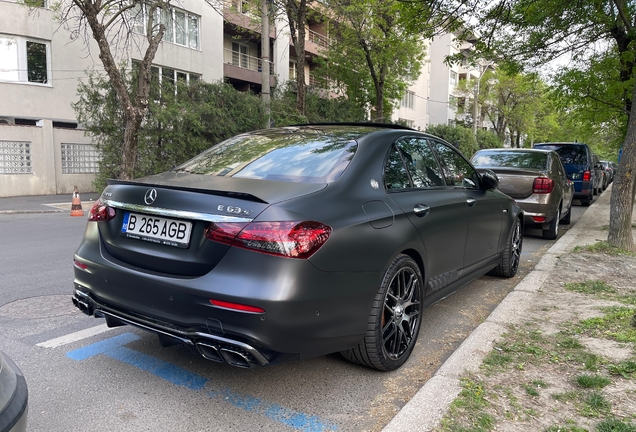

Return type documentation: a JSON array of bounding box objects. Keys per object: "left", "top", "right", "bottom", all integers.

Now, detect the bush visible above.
[
  {"left": 476, "top": 129, "right": 503, "bottom": 149},
  {"left": 425, "top": 124, "right": 480, "bottom": 158}
]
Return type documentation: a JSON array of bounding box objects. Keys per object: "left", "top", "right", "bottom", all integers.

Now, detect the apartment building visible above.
[
  {"left": 0, "top": 0, "right": 479, "bottom": 197},
  {"left": 0, "top": 0, "right": 293, "bottom": 197}
]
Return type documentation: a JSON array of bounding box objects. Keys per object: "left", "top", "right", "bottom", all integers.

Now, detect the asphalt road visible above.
[{"left": 0, "top": 201, "right": 589, "bottom": 432}]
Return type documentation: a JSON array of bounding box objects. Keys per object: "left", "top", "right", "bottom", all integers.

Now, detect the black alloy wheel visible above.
[
  {"left": 491, "top": 218, "right": 522, "bottom": 278},
  {"left": 341, "top": 255, "right": 423, "bottom": 371}
]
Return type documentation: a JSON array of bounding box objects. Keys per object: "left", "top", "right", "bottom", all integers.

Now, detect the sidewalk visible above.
[
  {"left": 384, "top": 186, "right": 629, "bottom": 431},
  {"left": 0, "top": 192, "right": 99, "bottom": 214}
]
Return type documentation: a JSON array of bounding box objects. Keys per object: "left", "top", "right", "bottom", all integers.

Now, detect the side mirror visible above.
[{"left": 481, "top": 169, "right": 499, "bottom": 190}]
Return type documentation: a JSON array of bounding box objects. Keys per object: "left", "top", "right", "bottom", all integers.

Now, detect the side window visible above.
[
  {"left": 384, "top": 145, "right": 411, "bottom": 190},
  {"left": 429, "top": 140, "right": 480, "bottom": 188},
  {"left": 395, "top": 138, "right": 445, "bottom": 188}
]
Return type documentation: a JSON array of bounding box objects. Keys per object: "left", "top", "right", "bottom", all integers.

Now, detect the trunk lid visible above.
[
  {"left": 96, "top": 175, "right": 326, "bottom": 276},
  {"left": 480, "top": 167, "right": 547, "bottom": 199}
]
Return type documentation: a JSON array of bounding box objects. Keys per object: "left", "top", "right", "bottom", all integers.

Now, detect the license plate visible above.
[{"left": 121, "top": 212, "right": 192, "bottom": 248}]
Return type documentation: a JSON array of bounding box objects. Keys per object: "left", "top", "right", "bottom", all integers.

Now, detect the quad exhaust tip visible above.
[{"left": 72, "top": 290, "right": 261, "bottom": 368}]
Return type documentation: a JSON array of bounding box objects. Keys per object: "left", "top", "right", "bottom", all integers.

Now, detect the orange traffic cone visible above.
[{"left": 70, "top": 186, "right": 84, "bottom": 217}]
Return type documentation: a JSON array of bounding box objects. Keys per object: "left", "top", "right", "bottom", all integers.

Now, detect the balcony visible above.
[
  {"left": 223, "top": 48, "right": 275, "bottom": 88},
  {"left": 308, "top": 29, "right": 331, "bottom": 48}
]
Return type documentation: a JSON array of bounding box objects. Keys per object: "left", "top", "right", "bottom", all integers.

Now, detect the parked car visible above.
[
  {"left": 73, "top": 124, "right": 524, "bottom": 371},
  {"left": 471, "top": 148, "right": 574, "bottom": 240},
  {"left": 600, "top": 161, "right": 614, "bottom": 184},
  {"left": 592, "top": 154, "right": 606, "bottom": 194},
  {"left": 0, "top": 351, "right": 28, "bottom": 432},
  {"left": 533, "top": 142, "right": 598, "bottom": 206}
]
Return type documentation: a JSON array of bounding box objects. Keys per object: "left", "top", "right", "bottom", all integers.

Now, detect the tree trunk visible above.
[
  {"left": 81, "top": 0, "right": 164, "bottom": 180},
  {"left": 608, "top": 80, "right": 636, "bottom": 251},
  {"left": 287, "top": 0, "right": 308, "bottom": 116}
]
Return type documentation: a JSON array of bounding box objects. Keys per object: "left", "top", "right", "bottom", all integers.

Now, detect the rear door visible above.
[{"left": 384, "top": 137, "right": 467, "bottom": 295}]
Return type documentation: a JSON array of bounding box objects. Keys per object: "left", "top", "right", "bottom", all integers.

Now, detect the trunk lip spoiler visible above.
[{"left": 103, "top": 199, "right": 254, "bottom": 223}]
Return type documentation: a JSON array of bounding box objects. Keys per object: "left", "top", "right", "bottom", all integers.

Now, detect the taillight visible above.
[
  {"left": 88, "top": 199, "right": 116, "bottom": 221},
  {"left": 582, "top": 170, "right": 591, "bottom": 182},
  {"left": 205, "top": 221, "right": 332, "bottom": 259},
  {"left": 532, "top": 177, "right": 554, "bottom": 194}
]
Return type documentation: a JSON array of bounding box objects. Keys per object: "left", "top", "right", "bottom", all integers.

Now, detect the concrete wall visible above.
[{"left": 0, "top": 122, "right": 95, "bottom": 197}]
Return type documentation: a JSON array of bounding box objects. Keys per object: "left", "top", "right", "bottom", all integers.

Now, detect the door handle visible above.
[
  {"left": 466, "top": 198, "right": 476, "bottom": 207},
  {"left": 413, "top": 204, "right": 430, "bottom": 217}
]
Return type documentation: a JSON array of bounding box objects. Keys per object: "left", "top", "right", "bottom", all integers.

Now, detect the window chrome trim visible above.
[{"left": 103, "top": 200, "right": 253, "bottom": 223}]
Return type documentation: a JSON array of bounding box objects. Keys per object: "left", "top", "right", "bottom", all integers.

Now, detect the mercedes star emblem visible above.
[{"left": 144, "top": 189, "right": 157, "bottom": 205}]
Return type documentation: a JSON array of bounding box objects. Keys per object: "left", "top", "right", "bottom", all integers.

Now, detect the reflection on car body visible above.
[
  {"left": 472, "top": 148, "right": 574, "bottom": 240},
  {"left": 73, "top": 124, "right": 524, "bottom": 371}
]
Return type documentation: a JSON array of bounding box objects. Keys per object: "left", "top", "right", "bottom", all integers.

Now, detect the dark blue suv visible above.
[{"left": 534, "top": 142, "right": 597, "bottom": 206}]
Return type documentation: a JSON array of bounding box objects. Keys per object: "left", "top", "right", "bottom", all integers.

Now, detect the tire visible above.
[
  {"left": 560, "top": 203, "right": 572, "bottom": 225},
  {"left": 543, "top": 207, "right": 559, "bottom": 240},
  {"left": 341, "top": 255, "right": 423, "bottom": 371},
  {"left": 491, "top": 218, "right": 522, "bottom": 278}
]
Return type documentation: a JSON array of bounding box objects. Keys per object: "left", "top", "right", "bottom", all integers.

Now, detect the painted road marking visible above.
[
  {"left": 37, "top": 323, "right": 115, "bottom": 348},
  {"left": 210, "top": 388, "right": 338, "bottom": 432},
  {"left": 67, "top": 334, "right": 338, "bottom": 431}
]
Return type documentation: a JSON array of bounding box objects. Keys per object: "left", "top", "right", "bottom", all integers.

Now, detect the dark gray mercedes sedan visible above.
[{"left": 73, "top": 124, "right": 523, "bottom": 371}]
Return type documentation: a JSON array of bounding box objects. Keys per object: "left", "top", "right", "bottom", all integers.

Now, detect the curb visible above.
[{"left": 382, "top": 190, "right": 608, "bottom": 432}]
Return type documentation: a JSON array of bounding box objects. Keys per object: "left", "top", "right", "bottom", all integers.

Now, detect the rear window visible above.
[
  {"left": 174, "top": 129, "right": 359, "bottom": 183},
  {"left": 472, "top": 150, "right": 547, "bottom": 170},
  {"left": 535, "top": 144, "right": 587, "bottom": 165}
]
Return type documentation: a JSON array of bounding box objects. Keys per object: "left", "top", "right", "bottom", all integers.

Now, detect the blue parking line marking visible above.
[
  {"left": 210, "top": 388, "right": 338, "bottom": 432},
  {"left": 105, "top": 346, "right": 208, "bottom": 391},
  {"left": 67, "top": 333, "right": 338, "bottom": 431},
  {"left": 66, "top": 332, "right": 140, "bottom": 361}
]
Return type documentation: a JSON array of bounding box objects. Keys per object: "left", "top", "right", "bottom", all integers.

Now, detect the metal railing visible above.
[
  {"left": 308, "top": 29, "right": 331, "bottom": 48},
  {"left": 223, "top": 48, "right": 274, "bottom": 75}
]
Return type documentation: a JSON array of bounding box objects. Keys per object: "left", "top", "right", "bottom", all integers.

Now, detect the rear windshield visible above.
[
  {"left": 534, "top": 144, "right": 587, "bottom": 165},
  {"left": 472, "top": 150, "right": 547, "bottom": 170},
  {"left": 174, "top": 128, "right": 359, "bottom": 183}
]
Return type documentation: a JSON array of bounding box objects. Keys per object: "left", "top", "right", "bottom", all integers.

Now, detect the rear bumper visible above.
[
  {"left": 72, "top": 288, "right": 269, "bottom": 367},
  {"left": 513, "top": 195, "right": 560, "bottom": 228},
  {"left": 73, "top": 228, "right": 379, "bottom": 367}
]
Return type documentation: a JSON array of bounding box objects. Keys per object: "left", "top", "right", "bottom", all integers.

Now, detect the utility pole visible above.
[{"left": 261, "top": 0, "right": 271, "bottom": 128}]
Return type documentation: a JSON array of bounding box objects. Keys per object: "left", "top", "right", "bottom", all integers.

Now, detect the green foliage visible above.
[
  {"left": 575, "top": 374, "right": 612, "bottom": 389},
  {"left": 581, "top": 391, "right": 611, "bottom": 417},
  {"left": 316, "top": 0, "right": 424, "bottom": 122},
  {"left": 476, "top": 129, "right": 502, "bottom": 149},
  {"left": 595, "top": 418, "right": 636, "bottom": 432},
  {"left": 270, "top": 85, "right": 367, "bottom": 126},
  {"left": 74, "top": 71, "right": 268, "bottom": 190},
  {"left": 440, "top": 377, "right": 495, "bottom": 432},
  {"left": 607, "top": 360, "right": 636, "bottom": 379},
  {"left": 573, "top": 241, "right": 635, "bottom": 256},
  {"left": 74, "top": 70, "right": 370, "bottom": 190},
  {"left": 425, "top": 124, "right": 480, "bottom": 158}
]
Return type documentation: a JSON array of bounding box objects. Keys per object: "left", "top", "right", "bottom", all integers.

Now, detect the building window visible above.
[
  {"left": 450, "top": 71, "right": 458, "bottom": 87},
  {"left": 401, "top": 91, "right": 415, "bottom": 109},
  {"left": 0, "top": 35, "right": 50, "bottom": 84},
  {"left": 61, "top": 144, "right": 100, "bottom": 174},
  {"left": 399, "top": 118, "right": 415, "bottom": 128},
  {"left": 132, "top": 5, "right": 200, "bottom": 50},
  {"left": 230, "top": 0, "right": 252, "bottom": 15},
  {"left": 0, "top": 141, "right": 32, "bottom": 174},
  {"left": 289, "top": 61, "right": 297, "bottom": 80}
]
